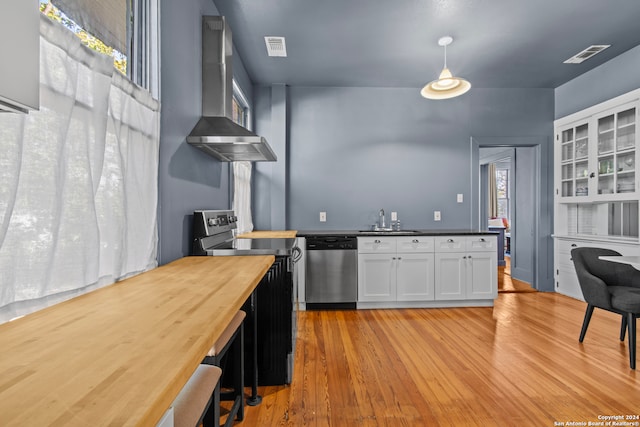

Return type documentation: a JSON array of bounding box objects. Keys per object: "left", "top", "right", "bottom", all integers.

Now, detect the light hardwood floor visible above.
[
  {"left": 232, "top": 292, "right": 640, "bottom": 426},
  {"left": 498, "top": 257, "right": 536, "bottom": 293}
]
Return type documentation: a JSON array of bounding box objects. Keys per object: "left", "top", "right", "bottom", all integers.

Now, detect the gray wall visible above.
[
  {"left": 555, "top": 45, "right": 640, "bottom": 119},
  {"left": 155, "top": 0, "right": 639, "bottom": 288},
  {"left": 158, "top": 1, "right": 254, "bottom": 265},
  {"left": 253, "top": 86, "right": 553, "bottom": 232},
  {"left": 251, "top": 85, "right": 554, "bottom": 290}
]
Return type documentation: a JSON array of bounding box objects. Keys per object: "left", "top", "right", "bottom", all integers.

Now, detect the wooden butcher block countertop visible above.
[
  {"left": 0, "top": 255, "right": 274, "bottom": 427},
  {"left": 237, "top": 230, "right": 298, "bottom": 239}
]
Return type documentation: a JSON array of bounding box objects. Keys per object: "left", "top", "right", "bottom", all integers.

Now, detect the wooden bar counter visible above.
[{"left": 0, "top": 255, "right": 274, "bottom": 426}]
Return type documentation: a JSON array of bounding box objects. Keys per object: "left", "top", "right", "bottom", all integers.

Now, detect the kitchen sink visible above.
[{"left": 358, "top": 230, "right": 420, "bottom": 234}]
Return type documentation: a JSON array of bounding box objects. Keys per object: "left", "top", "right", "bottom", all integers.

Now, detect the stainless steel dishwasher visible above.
[{"left": 305, "top": 235, "right": 358, "bottom": 309}]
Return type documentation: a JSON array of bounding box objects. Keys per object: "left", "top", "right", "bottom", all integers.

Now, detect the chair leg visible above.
[
  {"left": 235, "top": 323, "right": 245, "bottom": 421},
  {"left": 579, "top": 304, "right": 595, "bottom": 342},
  {"left": 627, "top": 313, "right": 636, "bottom": 370},
  {"left": 203, "top": 380, "right": 221, "bottom": 427},
  {"left": 620, "top": 315, "right": 628, "bottom": 341},
  {"left": 222, "top": 325, "right": 245, "bottom": 427}
]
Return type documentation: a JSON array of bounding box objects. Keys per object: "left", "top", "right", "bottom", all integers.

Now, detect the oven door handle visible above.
[{"left": 291, "top": 246, "right": 303, "bottom": 263}]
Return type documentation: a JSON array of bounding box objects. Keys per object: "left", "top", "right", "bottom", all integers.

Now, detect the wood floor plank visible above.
[{"left": 238, "top": 292, "right": 640, "bottom": 426}]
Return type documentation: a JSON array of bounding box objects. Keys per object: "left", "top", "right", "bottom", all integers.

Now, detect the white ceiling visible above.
[{"left": 212, "top": 0, "right": 640, "bottom": 89}]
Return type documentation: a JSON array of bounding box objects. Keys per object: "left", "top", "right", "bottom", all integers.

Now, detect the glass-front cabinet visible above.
[
  {"left": 556, "top": 100, "right": 638, "bottom": 202},
  {"left": 596, "top": 106, "right": 636, "bottom": 196},
  {"left": 559, "top": 123, "right": 589, "bottom": 197}
]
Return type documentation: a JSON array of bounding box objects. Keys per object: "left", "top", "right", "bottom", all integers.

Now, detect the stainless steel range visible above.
[
  {"left": 192, "top": 209, "right": 298, "bottom": 257},
  {"left": 192, "top": 209, "right": 300, "bottom": 387}
]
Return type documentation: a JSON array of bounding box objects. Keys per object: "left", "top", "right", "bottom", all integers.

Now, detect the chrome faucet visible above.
[{"left": 378, "top": 209, "right": 386, "bottom": 229}]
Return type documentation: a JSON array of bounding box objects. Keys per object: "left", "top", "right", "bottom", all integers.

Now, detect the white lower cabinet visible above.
[
  {"left": 434, "top": 252, "right": 496, "bottom": 300},
  {"left": 358, "top": 237, "right": 435, "bottom": 303},
  {"left": 358, "top": 234, "right": 497, "bottom": 308},
  {"left": 553, "top": 236, "right": 640, "bottom": 301},
  {"left": 433, "top": 236, "right": 497, "bottom": 302},
  {"left": 397, "top": 253, "right": 435, "bottom": 301},
  {"left": 434, "top": 253, "right": 465, "bottom": 299},
  {"left": 358, "top": 253, "right": 396, "bottom": 301}
]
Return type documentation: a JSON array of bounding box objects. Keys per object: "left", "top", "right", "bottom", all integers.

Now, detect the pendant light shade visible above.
[{"left": 421, "top": 36, "right": 471, "bottom": 100}]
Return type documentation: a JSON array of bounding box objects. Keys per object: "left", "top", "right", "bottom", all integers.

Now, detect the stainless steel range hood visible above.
[{"left": 187, "top": 16, "right": 276, "bottom": 162}]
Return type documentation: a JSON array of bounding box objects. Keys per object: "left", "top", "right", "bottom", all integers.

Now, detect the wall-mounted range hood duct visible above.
[{"left": 187, "top": 16, "right": 276, "bottom": 162}]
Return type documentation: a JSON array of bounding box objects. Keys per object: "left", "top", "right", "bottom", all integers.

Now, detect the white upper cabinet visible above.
[
  {"left": 555, "top": 93, "right": 639, "bottom": 202},
  {"left": 594, "top": 105, "right": 636, "bottom": 197},
  {"left": 558, "top": 122, "right": 590, "bottom": 198},
  {"left": 0, "top": 0, "right": 40, "bottom": 113}
]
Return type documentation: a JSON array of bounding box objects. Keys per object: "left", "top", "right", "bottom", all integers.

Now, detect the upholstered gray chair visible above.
[{"left": 571, "top": 247, "right": 640, "bottom": 369}]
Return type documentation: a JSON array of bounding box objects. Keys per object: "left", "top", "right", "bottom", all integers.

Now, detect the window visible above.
[
  {"left": 0, "top": 6, "right": 160, "bottom": 323},
  {"left": 232, "top": 80, "right": 250, "bottom": 127},
  {"left": 231, "top": 80, "right": 254, "bottom": 234},
  {"left": 39, "top": 0, "right": 127, "bottom": 74},
  {"left": 39, "top": 0, "right": 159, "bottom": 98},
  {"left": 496, "top": 168, "right": 510, "bottom": 221}
]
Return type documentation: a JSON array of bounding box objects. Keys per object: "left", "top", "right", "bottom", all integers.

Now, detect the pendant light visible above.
[{"left": 421, "top": 36, "right": 471, "bottom": 100}]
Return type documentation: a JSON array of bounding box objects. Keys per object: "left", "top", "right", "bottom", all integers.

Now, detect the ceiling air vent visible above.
[
  {"left": 563, "top": 45, "right": 610, "bottom": 64},
  {"left": 264, "top": 36, "right": 287, "bottom": 57}
]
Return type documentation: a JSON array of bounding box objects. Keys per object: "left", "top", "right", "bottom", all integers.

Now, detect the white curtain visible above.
[
  {"left": 232, "top": 161, "right": 254, "bottom": 235},
  {"left": 0, "top": 16, "right": 160, "bottom": 323}
]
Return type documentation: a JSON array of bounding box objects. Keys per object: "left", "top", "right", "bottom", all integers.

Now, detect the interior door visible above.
[{"left": 511, "top": 147, "right": 536, "bottom": 284}]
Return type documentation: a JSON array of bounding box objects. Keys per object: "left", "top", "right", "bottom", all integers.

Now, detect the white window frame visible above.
[
  {"left": 232, "top": 79, "right": 250, "bottom": 128},
  {"left": 496, "top": 168, "right": 510, "bottom": 222},
  {"left": 131, "top": 0, "right": 161, "bottom": 99}
]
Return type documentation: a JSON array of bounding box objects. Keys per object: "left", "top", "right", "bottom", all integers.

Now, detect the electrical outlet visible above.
[
  {"left": 319, "top": 211, "right": 327, "bottom": 222},
  {"left": 391, "top": 211, "right": 398, "bottom": 221},
  {"left": 457, "top": 193, "right": 463, "bottom": 203},
  {"left": 434, "top": 211, "right": 441, "bottom": 221}
]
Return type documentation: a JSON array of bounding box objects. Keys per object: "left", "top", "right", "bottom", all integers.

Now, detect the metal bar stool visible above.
[
  {"left": 172, "top": 364, "right": 221, "bottom": 427},
  {"left": 203, "top": 310, "right": 245, "bottom": 426}
]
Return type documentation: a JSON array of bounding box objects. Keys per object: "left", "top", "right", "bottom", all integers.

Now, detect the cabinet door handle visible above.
[
  {"left": 468, "top": 255, "right": 472, "bottom": 258},
  {"left": 480, "top": 238, "right": 485, "bottom": 242},
  {"left": 397, "top": 257, "right": 402, "bottom": 260},
  {"left": 589, "top": 172, "right": 595, "bottom": 178},
  {"left": 374, "top": 239, "right": 381, "bottom": 243},
  {"left": 571, "top": 243, "right": 577, "bottom": 247},
  {"left": 412, "top": 239, "right": 419, "bottom": 243},
  {"left": 447, "top": 239, "right": 454, "bottom": 243},
  {"left": 463, "top": 256, "right": 467, "bottom": 259}
]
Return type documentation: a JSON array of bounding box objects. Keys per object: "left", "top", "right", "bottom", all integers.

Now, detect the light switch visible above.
[
  {"left": 457, "top": 193, "right": 463, "bottom": 203},
  {"left": 434, "top": 211, "right": 441, "bottom": 221},
  {"left": 319, "top": 211, "right": 327, "bottom": 222},
  {"left": 391, "top": 211, "right": 398, "bottom": 221}
]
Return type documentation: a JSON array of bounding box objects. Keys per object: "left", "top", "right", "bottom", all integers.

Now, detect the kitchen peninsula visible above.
[
  {"left": 0, "top": 255, "right": 274, "bottom": 426},
  {"left": 297, "top": 230, "right": 499, "bottom": 309}
]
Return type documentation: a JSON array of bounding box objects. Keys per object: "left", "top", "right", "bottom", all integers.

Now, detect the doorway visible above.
[
  {"left": 479, "top": 148, "right": 513, "bottom": 269},
  {"left": 480, "top": 146, "right": 536, "bottom": 287},
  {"left": 469, "top": 136, "right": 555, "bottom": 292}
]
